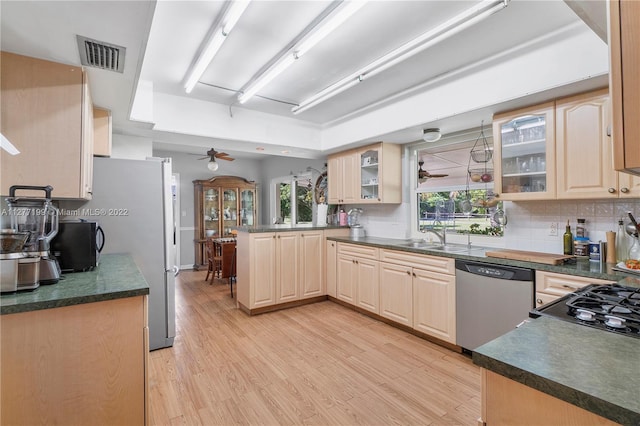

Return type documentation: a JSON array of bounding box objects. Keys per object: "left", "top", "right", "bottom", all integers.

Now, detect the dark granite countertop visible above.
[
  {"left": 236, "top": 224, "right": 348, "bottom": 233},
  {"left": 0, "top": 254, "right": 149, "bottom": 315},
  {"left": 327, "top": 236, "right": 640, "bottom": 283},
  {"left": 473, "top": 317, "right": 640, "bottom": 425}
]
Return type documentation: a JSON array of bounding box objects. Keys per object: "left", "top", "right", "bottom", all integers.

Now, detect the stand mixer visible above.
[{"left": 7, "top": 185, "right": 61, "bottom": 286}]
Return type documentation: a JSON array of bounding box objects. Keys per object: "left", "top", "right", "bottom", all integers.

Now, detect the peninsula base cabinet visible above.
[
  {"left": 480, "top": 369, "right": 619, "bottom": 426},
  {"left": 1, "top": 296, "right": 148, "bottom": 425},
  {"left": 237, "top": 230, "right": 326, "bottom": 313}
]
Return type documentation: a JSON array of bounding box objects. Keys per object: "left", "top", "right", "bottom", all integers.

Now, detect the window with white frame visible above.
[
  {"left": 272, "top": 174, "right": 314, "bottom": 225},
  {"left": 409, "top": 128, "right": 505, "bottom": 240}
]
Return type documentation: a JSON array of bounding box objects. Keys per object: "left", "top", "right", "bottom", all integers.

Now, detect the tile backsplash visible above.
[
  {"left": 504, "top": 199, "right": 640, "bottom": 253},
  {"left": 353, "top": 198, "right": 640, "bottom": 254}
]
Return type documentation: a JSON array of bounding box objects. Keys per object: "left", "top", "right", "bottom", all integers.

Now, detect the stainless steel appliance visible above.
[
  {"left": 348, "top": 208, "right": 366, "bottom": 239},
  {"left": 456, "top": 259, "right": 534, "bottom": 351},
  {"left": 72, "top": 157, "right": 178, "bottom": 350},
  {"left": 51, "top": 220, "right": 104, "bottom": 272},
  {"left": 6, "top": 185, "right": 59, "bottom": 285},
  {"left": 530, "top": 284, "right": 640, "bottom": 338}
]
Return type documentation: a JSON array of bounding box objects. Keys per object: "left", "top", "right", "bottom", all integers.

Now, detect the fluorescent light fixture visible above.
[
  {"left": 237, "top": 1, "right": 367, "bottom": 104},
  {"left": 292, "top": 0, "right": 509, "bottom": 114},
  {"left": 0, "top": 133, "right": 20, "bottom": 155},
  {"left": 238, "top": 54, "right": 296, "bottom": 104},
  {"left": 184, "top": 0, "right": 252, "bottom": 94}
]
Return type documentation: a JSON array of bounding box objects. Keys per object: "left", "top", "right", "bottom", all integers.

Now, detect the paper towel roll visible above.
[
  {"left": 606, "top": 231, "right": 616, "bottom": 263},
  {"left": 316, "top": 204, "right": 328, "bottom": 226}
]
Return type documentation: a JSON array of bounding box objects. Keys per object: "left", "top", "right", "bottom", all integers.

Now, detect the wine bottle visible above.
[{"left": 563, "top": 220, "right": 573, "bottom": 255}]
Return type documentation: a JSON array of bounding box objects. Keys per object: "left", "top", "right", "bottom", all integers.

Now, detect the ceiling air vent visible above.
[{"left": 76, "top": 35, "right": 126, "bottom": 73}]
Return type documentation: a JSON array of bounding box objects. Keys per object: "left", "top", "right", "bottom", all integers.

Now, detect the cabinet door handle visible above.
[
  {"left": 562, "top": 284, "right": 576, "bottom": 290},
  {"left": 536, "top": 298, "right": 543, "bottom": 305},
  {"left": 412, "top": 272, "right": 416, "bottom": 278},
  {"left": 406, "top": 270, "right": 411, "bottom": 275},
  {"left": 620, "top": 187, "right": 629, "bottom": 193},
  {"left": 301, "top": 234, "right": 304, "bottom": 238},
  {"left": 608, "top": 187, "right": 616, "bottom": 193}
]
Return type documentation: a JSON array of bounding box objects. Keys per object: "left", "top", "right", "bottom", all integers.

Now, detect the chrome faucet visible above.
[{"left": 421, "top": 222, "right": 446, "bottom": 245}]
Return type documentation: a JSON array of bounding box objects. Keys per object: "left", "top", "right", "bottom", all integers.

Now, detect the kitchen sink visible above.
[{"left": 398, "top": 241, "right": 485, "bottom": 254}]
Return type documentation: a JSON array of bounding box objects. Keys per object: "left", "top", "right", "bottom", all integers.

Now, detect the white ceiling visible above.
[{"left": 0, "top": 0, "right": 609, "bottom": 160}]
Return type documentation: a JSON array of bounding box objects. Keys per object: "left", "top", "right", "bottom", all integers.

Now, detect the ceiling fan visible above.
[
  {"left": 418, "top": 160, "right": 448, "bottom": 181},
  {"left": 198, "top": 148, "right": 234, "bottom": 171}
]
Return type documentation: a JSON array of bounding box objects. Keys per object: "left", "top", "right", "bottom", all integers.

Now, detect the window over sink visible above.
[{"left": 409, "top": 127, "right": 505, "bottom": 241}]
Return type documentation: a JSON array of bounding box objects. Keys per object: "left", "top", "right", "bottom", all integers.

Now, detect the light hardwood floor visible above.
[{"left": 149, "top": 270, "right": 481, "bottom": 425}]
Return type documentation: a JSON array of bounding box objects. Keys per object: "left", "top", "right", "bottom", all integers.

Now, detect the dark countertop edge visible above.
[
  {"left": 473, "top": 351, "right": 638, "bottom": 425},
  {"left": 0, "top": 287, "right": 149, "bottom": 315},
  {"left": 236, "top": 225, "right": 348, "bottom": 233},
  {"left": 326, "top": 236, "right": 638, "bottom": 283}
]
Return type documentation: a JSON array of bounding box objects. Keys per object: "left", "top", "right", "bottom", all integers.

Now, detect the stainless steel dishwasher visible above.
[{"left": 455, "top": 259, "right": 534, "bottom": 352}]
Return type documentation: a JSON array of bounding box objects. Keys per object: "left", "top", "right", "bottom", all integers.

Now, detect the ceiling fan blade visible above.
[
  {"left": 197, "top": 156, "right": 208, "bottom": 160},
  {"left": 427, "top": 173, "right": 449, "bottom": 178},
  {"left": 217, "top": 156, "right": 235, "bottom": 161},
  {"left": 214, "top": 152, "right": 229, "bottom": 158}
]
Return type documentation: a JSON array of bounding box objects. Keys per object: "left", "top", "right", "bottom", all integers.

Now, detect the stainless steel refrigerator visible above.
[{"left": 81, "top": 157, "right": 177, "bottom": 350}]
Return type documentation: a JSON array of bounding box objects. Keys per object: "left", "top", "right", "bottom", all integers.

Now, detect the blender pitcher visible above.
[{"left": 7, "top": 185, "right": 60, "bottom": 284}]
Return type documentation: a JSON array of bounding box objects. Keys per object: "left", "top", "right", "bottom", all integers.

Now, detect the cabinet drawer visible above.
[
  {"left": 535, "top": 271, "right": 614, "bottom": 297},
  {"left": 380, "top": 249, "right": 454, "bottom": 275},
  {"left": 535, "top": 291, "right": 559, "bottom": 307},
  {"left": 338, "top": 242, "right": 379, "bottom": 260}
]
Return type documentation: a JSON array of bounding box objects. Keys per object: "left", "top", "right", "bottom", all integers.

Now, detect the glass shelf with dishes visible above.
[
  {"left": 360, "top": 149, "right": 380, "bottom": 201},
  {"left": 493, "top": 102, "right": 555, "bottom": 199}
]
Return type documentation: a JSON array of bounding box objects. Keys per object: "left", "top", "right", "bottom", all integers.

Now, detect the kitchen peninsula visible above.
[{"left": 0, "top": 254, "right": 149, "bottom": 425}]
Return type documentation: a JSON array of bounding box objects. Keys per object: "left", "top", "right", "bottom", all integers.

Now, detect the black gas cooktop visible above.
[{"left": 530, "top": 284, "right": 640, "bottom": 339}]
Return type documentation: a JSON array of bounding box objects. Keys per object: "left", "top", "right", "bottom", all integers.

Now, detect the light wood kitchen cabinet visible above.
[
  {"left": 379, "top": 262, "right": 414, "bottom": 327},
  {"left": 378, "top": 249, "right": 456, "bottom": 343},
  {"left": 324, "top": 229, "right": 349, "bottom": 298},
  {"left": 1, "top": 296, "right": 148, "bottom": 425},
  {"left": 276, "top": 232, "right": 299, "bottom": 303},
  {"left": 237, "top": 232, "right": 277, "bottom": 310},
  {"left": 93, "top": 107, "right": 112, "bottom": 157},
  {"left": 493, "top": 102, "right": 556, "bottom": 200},
  {"left": 328, "top": 142, "right": 401, "bottom": 204},
  {"left": 413, "top": 268, "right": 456, "bottom": 344},
  {"left": 609, "top": 0, "right": 640, "bottom": 176},
  {"left": 326, "top": 240, "right": 338, "bottom": 297},
  {"left": 556, "top": 89, "right": 640, "bottom": 199},
  {"left": 299, "top": 230, "right": 324, "bottom": 299},
  {"left": 1, "top": 51, "right": 94, "bottom": 199},
  {"left": 535, "top": 270, "right": 614, "bottom": 307},
  {"left": 481, "top": 369, "right": 619, "bottom": 426},
  {"left": 328, "top": 153, "right": 358, "bottom": 204},
  {"left": 193, "top": 176, "right": 257, "bottom": 268},
  {"left": 237, "top": 229, "right": 335, "bottom": 313},
  {"left": 336, "top": 242, "right": 380, "bottom": 313}
]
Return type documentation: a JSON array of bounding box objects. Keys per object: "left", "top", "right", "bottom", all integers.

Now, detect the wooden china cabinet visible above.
[{"left": 193, "top": 176, "right": 257, "bottom": 269}]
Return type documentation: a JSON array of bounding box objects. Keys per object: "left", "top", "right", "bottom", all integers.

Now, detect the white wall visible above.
[
  {"left": 154, "top": 149, "right": 261, "bottom": 268},
  {"left": 111, "top": 133, "right": 153, "bottom": 159}
]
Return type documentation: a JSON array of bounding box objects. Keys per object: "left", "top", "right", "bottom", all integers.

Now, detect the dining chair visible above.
[{"left": 205, "top": 238, "right": 222, "bottom": 284}]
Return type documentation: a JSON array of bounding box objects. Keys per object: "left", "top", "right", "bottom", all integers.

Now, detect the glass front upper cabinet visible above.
[
  {"left": 359, "top": 148, "right": 380, "bottom": 202},
  {"left": 492, "top": 102, "right": 556, "bottom": 200}
]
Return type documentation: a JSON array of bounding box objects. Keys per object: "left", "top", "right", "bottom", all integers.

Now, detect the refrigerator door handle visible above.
[{"left": 168, "top": 265, "right": 180, "bottom": 276}]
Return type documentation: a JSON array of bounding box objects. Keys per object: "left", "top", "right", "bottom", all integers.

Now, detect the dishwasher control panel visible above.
[{"left": 465, "top": 264, "right": 515, "bottom": 279}]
